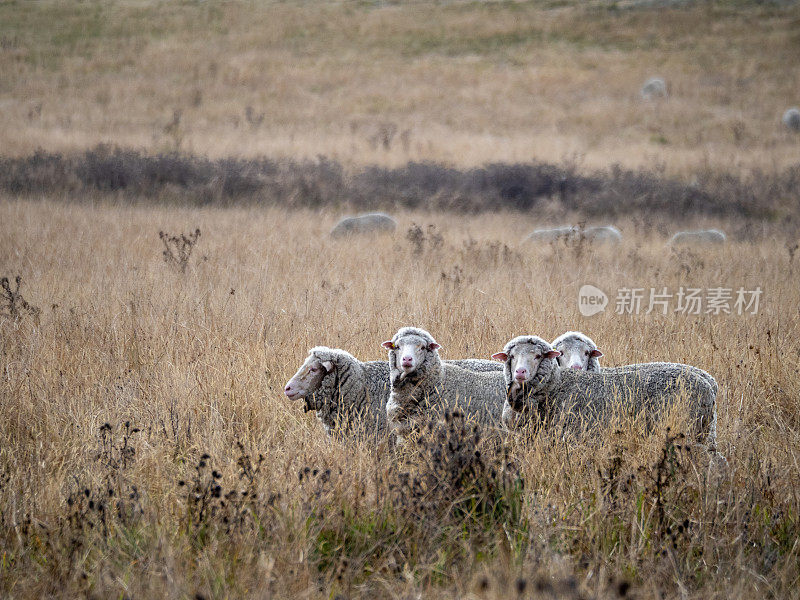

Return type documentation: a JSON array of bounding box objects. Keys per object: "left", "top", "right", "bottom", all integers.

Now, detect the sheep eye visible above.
[
  {"left": 584, "top": 351, "right": 589, "bottom": 355},
  {"left": 309, "top": 367, "right": 317, "bottom": 372},
  {"left": 535, "top": 354, "right": 541, "bottom": 360}
]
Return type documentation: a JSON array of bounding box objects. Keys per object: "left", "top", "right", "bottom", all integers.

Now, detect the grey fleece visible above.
[
  {"left": 305, "top": 345, "right": 503, "bottom": 438},
  {"left": 501, "top": 336, "right": 718, "bottom": 448},
  {"left": 306, "top": 347, "right": 389, "bottom": 438},
  {"left": 551, "top": 331, "right": 718, "bottom": 439},
  {"left": 552, "top": 332, "right": 717, "bottom": 393},
  {"left": 386, "top": 327, "right": 506, "bottom": 438}
]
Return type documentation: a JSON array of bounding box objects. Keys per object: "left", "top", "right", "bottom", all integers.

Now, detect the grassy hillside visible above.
[{"left": 1, "top": 0, "right": 799, "bottom": 175}]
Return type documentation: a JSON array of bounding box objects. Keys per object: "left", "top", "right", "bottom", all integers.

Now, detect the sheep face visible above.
[
  {"left": 284, "top": 351, "right": 334, "bottom": 409},
  {"left": 383, "top": 327, "right": 441, "bottom": 378},
  {"left": 492, "top": 336, "right": 560, "bottom": 395},
  {"left": 553, "top": 332, "right": 602, "bottom": 371}
]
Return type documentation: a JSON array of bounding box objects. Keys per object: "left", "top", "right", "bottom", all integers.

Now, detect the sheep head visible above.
[
  {"left": 284, "top": 347, "right": 337, "bottom": 411},
  {"left": 492, "top": 336, "right": 560, "bottom": 408},
  {"left": 383, "top": 326, "right": 441, "bottom": 380},
  {"left": 552, "top": 331, "right": 603, "bottom": 371}
]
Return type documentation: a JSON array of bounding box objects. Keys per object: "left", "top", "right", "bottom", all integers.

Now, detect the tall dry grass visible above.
[{"left": 1, "top": 197, "right": 799, "bottom": 598}]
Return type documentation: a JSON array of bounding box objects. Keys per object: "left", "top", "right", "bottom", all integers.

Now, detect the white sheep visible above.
[
  {"left": 524, "top": 225, "right": 622, "bottom": 246},
  {"left": 284, "top": 347, "right": 389, "bottom": 437},
  {"left": 783, "top": 108, "right": 800, "bottom": 132},
  {"left": 383, "top": 327, "right": 506, "bottom": 441},
  {"left": 492, "top": 335, "right": 718, "bottom": 450},
  {"left": 330, "top": 213, "right": 397, "bottom": 238},
  {"left": 552, "top": 331, "right": 604, "bottom": 372},
  {"left": 284, "top": 346, "right": 502, "bottom": 438},
  {"left": 551, "top": 331, "right": 719, "bottom": 421},
  {"left": 523, "top": 226, "right": 577, "bottom": 244},
  {"left": 641, "top": 77, "right": 668, "bottom": 100},
  {"left": 668, "top": 229, "right": 726, "bottom": 246},
  {"left": 583, "top": 225, "right": 622, "bottom": 244}
]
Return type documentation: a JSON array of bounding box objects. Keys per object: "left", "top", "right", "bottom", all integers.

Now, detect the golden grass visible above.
[
  {"left": 2, "top": 1, "right": 799, "bottom": 175},
  {"left": 1, "top": 197, "right": 799, "bottom": 598}
]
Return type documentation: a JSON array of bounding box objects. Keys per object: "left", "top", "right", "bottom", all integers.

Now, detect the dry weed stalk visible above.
[
  {"left": 159, "top": 228, "right": 201, "bottom": 273},
  {"left": 0, "top": 275, "right": 40, "bottom": 319}
]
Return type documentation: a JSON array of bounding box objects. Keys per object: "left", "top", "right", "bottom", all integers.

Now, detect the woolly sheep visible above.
[
  {"left": 284, "top": 347, "right": 389, "bottom": 437},
  {"left": 492, "top": 335, "right": 718, "bottom": 449},
  {"left": 641, "top": 77, "right": 668, "bottom": 100},
  {"left": 668, "top": 229, "right": 726, "bottom": 246},
  {"left": 284, "top": 346, "right": 503, "bottom": 438},
  {"left": 330, "top": 213, "right": 397, "bottom": 238},
  {"left": 524, "top": 225, "right": 622, "bottom": 245},
  {"left": 583, "top": 225, "right": 622, "bottom": 244},
  {"left": 551, "top": 330, "right": 719, "bottom": 403},
  {"left": 783, "top": 108, "right": 800, "bottom": 132},
  {"left": 383, "top": 327, "right": 506, "bottom": 440},
  {"left": 447, "top": 358, "right": 504, "bottom": 373},
  {"left": 524, "top": 226, "right": 577, "bottom": 244}
]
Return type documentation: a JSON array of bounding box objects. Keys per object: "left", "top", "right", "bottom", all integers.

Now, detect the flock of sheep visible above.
[
  {"left": 284, "top": 327, "right": 720, "bottom": 459},
  {"left": 328, "top": 76, "right": 795, "bottom": 243},
  {"left": 523, "top": 225, "right": 726, "bottom": 246},
  {"left": 308, "top": 74, "right": 766, "bottom": 456},
  {"left": 329, "top": 212, "right": 727, "bottom": 247}
]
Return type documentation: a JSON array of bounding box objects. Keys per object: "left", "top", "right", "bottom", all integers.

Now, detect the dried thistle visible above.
[
  {"left": 0, "top": 275, "right": 40, "bottom": 319},
  {"left": 159, "top": 228, "right": 201, "bottom": 273},
  {"left": 406, "top": 223, "right": 444, "bottom": 256},
  {"left": 786, "top": 241, "right": 798, "bottom": 263},
  {"left": 244, "top": 105, "right": 265, "bottom": 129},
  {"left": 406, "top": 223, "right": 425, "bottom": 255}
]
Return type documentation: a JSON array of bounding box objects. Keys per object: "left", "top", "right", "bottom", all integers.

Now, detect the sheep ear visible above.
[
  {"left": 322, "top": 361, "right": 334, "bottom": 372},
  {"left": 491, "top": 352, "right": 508, "bottom": 362},
  {"left": 428, "top": 343, "right": 441, "bottom": 351},
  {"left": 544, "top": 350, "right": 561, "bottom": 359},
  {"left": 381, "top": 341, "right": 395, "bottom": 349},
  {"left": 590, "top": 349, "right": 603, "bottom": 358}
]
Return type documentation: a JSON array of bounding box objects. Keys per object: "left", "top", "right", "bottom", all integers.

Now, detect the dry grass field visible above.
[
  {"left": 2, "top": 0, "right": 800, "bottom": 598},
  {"left": 1, "top": 199, "right": 799, "bottom": 599},
  {"left": 1, "top": 0, "right": 799, "bottom": 175}
]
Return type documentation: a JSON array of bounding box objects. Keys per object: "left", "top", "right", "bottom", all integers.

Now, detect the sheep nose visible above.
[
  {"left": 402, "top": 356, "right": 413, "bottom": 364},
  {"left": 284, "top": 384, "right": 293, "bottom": 393},
  {"left": 570, "top": 365, "right": 582, "bottom": 370},
  {"left": 514, "top": 368, "right": 527, "bottom": 380}
]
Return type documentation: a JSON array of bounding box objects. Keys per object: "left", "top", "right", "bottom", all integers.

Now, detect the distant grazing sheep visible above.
[
  {"left": 330, "top": 213, "right": 397, "bottom": 238},
  {"left": 641, "top": 77, "right": 668, "bottom": 100},
  {"left": 493, "top": 335, "right": 718, "bottom": 450},
  {"left": 524, "top": 226, "right": 576, "bottom": 244},
  {"left": 583, "top": 225, "right": 622, "bottom": 244},
  {"left": 668, "top": 229, "right": 726, "bottom": 246},
  {"left": 783, "top": 108, "right": 800, "bottom": 131},
  {"left": 524, "top": 225, "right": 622, "bottom": 245},
  {"left": 383, "top": 327, "right": 506, "bottom": 441}
]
